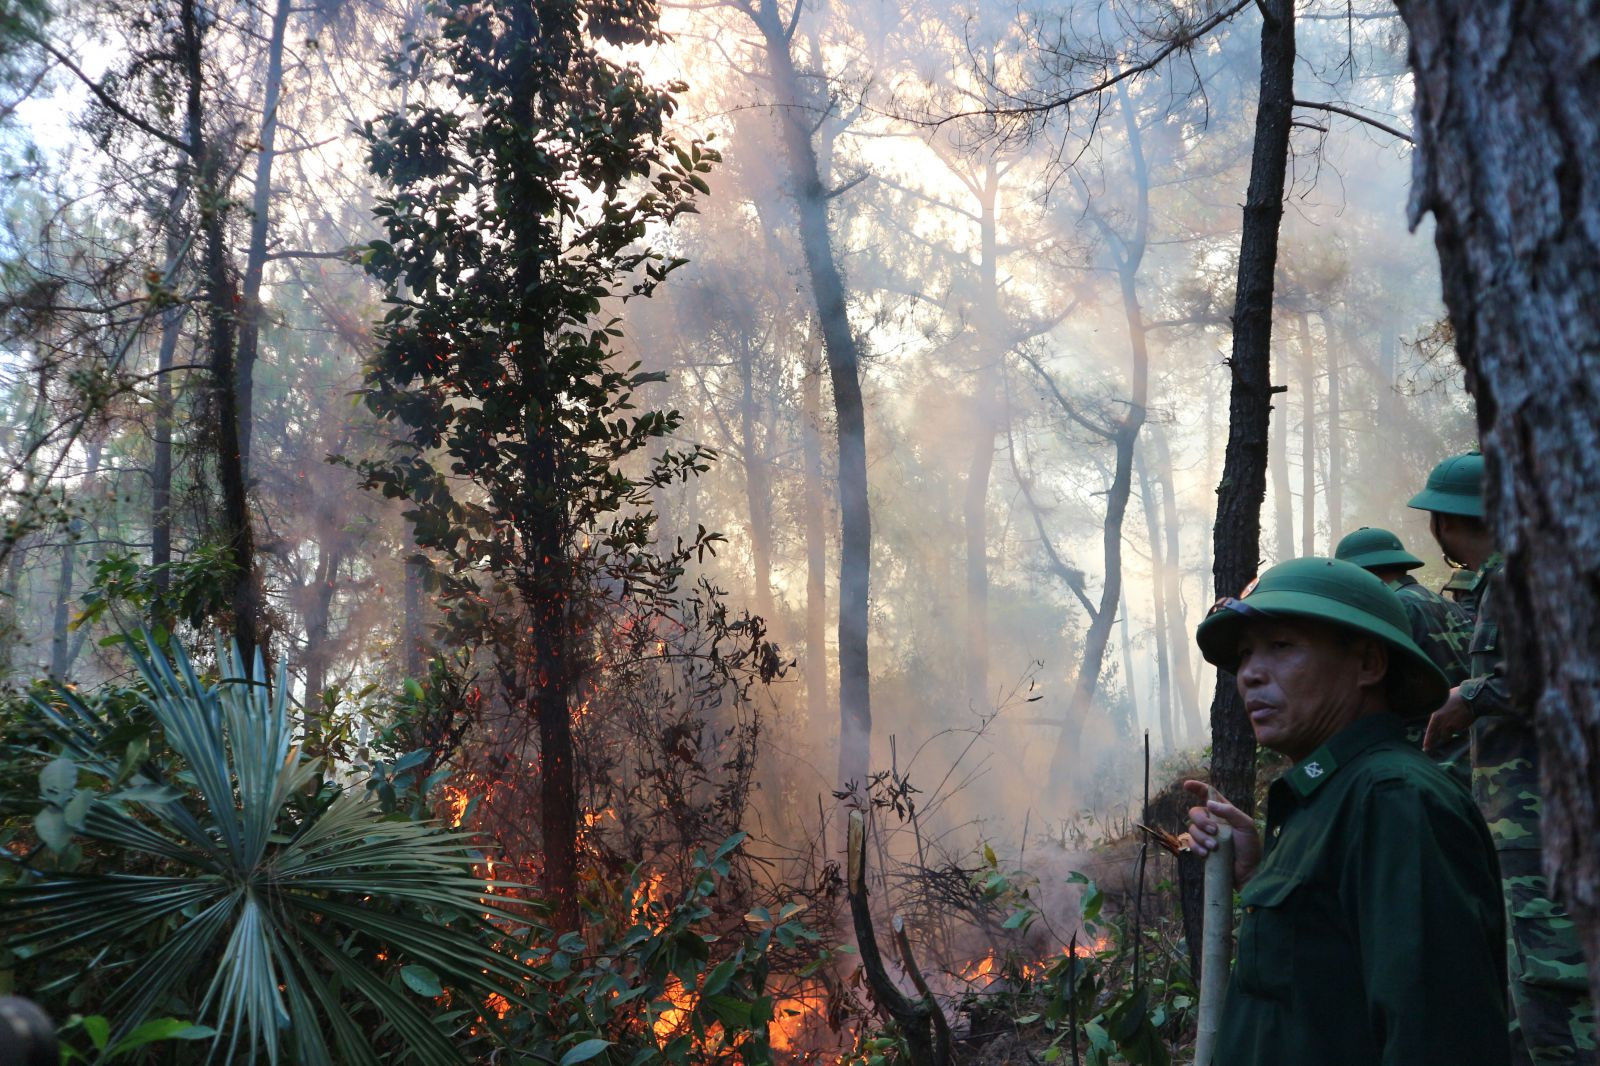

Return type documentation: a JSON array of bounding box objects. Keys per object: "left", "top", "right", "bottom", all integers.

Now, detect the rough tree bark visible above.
[
  {"left": 1190, "top": 0, "right": 1294, "bottom": 995},
  {"left": 1207, "top": 0, "right": 1293, "bottom": 818},
  {"left": 1397, "top": 0, "right": 1600, "bottom": 1006},
  {"left": 753, "top": 0, "right": 873, "bottom": 789}
]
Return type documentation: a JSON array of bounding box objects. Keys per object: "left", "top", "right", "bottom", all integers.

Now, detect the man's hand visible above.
[
  {"left": 1423, "top": 686, "right": 1471, "bottom": 751},
  {"left": 1183, "top": 780, "right": 1262, "bottom": 889}
]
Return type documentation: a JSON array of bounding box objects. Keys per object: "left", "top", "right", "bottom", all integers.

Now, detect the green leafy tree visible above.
[{"left": 360, "top": 0, "right": 718, "bottom": 931}]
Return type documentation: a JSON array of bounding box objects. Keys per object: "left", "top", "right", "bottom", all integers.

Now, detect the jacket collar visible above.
[{"left": 1283, "top": 713, "right": 1404, "bottom": 799}]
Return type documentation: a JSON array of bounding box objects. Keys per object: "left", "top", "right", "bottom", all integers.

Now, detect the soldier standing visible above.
[
  {"left": 1335, "top": 525, "right": 1473, "bottom": 780},
  {"left": 1335, "top": 526, "right": 1472, "bottom": 685},
  {"left": 1411, "top": 451, "right": 1598, "bottom": 1066}
]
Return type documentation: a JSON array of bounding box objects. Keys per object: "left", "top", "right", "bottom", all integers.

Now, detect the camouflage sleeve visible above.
[
  {"left": 1403, "top": 595, "right": 1472, "bottom": 687},
  {"left": 1459, "top": 616, "right": 1520, "bottom": 720},
  {"left": 1459, "top": 668, "right": 1514, "bottom": 718}
]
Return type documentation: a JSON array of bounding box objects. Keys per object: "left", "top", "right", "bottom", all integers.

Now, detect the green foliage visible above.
[
  {"left": 57, "top": 1014, "right": 217, "bottom": 1063},
  {"left": 0, "top": 636, "right": 542, "bottom": 1065},
  {"left": 72, "top": 547, "right": 240, "bottom": 639},
  {"left": 358, "top": 0, "right": 722, "bottom": 643}
]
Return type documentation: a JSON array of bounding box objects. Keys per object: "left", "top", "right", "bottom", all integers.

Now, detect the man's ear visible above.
[{"left": 1356, "top": 638, "right": 1389, "bottom": 691}]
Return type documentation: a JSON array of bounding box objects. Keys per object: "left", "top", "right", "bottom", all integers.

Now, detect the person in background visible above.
[
  {"left": 1411, "top": 452, "right": 1598, "bottom": 1066},
  {"left": 1335, "top": 524, "right": 1473, "bottom": 779},
  {"left": 1183, "top": 557, "right": 1509, "bottom": 1066}
]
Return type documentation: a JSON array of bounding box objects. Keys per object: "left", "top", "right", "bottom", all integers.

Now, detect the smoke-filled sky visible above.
[{"left": 0, "top": 0, "right": 1476, "bottom": 857}]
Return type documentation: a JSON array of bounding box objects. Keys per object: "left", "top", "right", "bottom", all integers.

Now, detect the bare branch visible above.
[
  {"left": 1293, "top": 98, "right": 1414, "bottom": 144},
  {"left": 930, "top": 0, "right": 1254, "bottom": 129},
  {"left": 33, "top": 38, "right": 193, "bottom": 154}
]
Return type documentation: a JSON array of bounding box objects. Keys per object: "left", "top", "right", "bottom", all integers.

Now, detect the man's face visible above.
[
  {"left": 1429, "top": 512, "right": 1465, "bottom": 566},
  {"left": 1233, "top": 617, "right": 1386, "bottom": 762}
]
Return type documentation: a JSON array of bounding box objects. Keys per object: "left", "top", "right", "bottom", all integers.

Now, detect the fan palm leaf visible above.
[{"left": 2, "top": 636, "right": 541, "bottom": 1065}]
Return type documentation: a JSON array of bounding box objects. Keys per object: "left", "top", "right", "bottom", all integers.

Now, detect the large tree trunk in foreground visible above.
[
  {"left": 756, "top": 0, "right": 872, "bottom": 790},
  {"left": 1398, "top": 0, "right": 1600, "bottom": 1006}
]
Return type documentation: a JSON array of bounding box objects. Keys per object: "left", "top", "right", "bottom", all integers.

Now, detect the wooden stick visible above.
[{"left": 1193, "top": 787, "right": 1235, "bottom": 1066}]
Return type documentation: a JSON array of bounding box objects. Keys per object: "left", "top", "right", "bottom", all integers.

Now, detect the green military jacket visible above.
[
  {"left": 1460, "top": 556, "right": 1541, "bottom": 851},
  {"left": 1217, "top": 714, "right": 1510, "bottom": 1066}
]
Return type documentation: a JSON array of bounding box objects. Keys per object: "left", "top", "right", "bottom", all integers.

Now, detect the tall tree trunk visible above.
[
  {"left": 1270, "top": 346, "right": 1295, "bottom": 562},
  {"left": 1137, "top": 444, "right": 1174, "bottom": 750},
  {"left": 1193, "top": 0, "right": 1293, "bottom": 997},
  {"left": 151, "top": 173, "right": 189, "bottom": 623},
  {"left": 963, "top": 164, "right": 1002, "bottom": 711},
  {"left": 1297, "top": 312, "right": 1317, "bottom": 557},
  {"left": 738, "top": 334, "right": 776, "bottom": 623},
  {"left": 232, "top": 0, "right": 291, "bottom": 481},
  {"left": 183, "top": 0, "right": 264, "bottom": 667},
  {"left": 0, "top": 538, "right": 23, "bottom": 676},
  {"left": 1154, "top": 425, "right": 1202, "bottom": 739},
  {"left": 50, "top": 440, "right": 101, "bottom": 679},
  {"left": 1047, "top": 86, "right": 1149, "bottom": 795},
  {"left": 303, "top": 545, "right": 341, "bottom": 707},
  {"left": 403, "top": 552, "right": 426, "bottom": 678},
  {"left": 1209, "top": 0, "right": 1294, "bottom": 819},
  {"left": 1325, "top": 320, "right": 1342, "bottom": 545},
  {"left": 1398, "top": 0, "right": 1600, "bottom": 1005},
  {"left": 503, "top": 0, "right": 578, "bottom": 932},
  {"left": 1118, "top": 604, "right": 1140, "bottom": 738},
  {"left": 755, "top": 0, "right": 872, "bottom": 789},
  {"left": 801, "top": 332, "right": 830, "bottom": 728}
]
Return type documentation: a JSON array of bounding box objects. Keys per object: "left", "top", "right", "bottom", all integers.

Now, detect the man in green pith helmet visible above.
[
  {"left": 1410, "top": 451, "right": 1598, "bottom": 1066},
  {"left": 1182, "top": 557, "right": 1509, "bottom": 1066},
  {"left": 1335, "top": 525, "right": 1473, "bottom": 781},
  {"left": 1335, "top": 526, "right": 1472, "bottom": 685}
]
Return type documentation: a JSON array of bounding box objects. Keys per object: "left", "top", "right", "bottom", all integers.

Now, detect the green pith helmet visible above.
[
  {"left": 1334, "top": 527, "right": 1425, "bottom": 572},
  {"left": 1196, "top": 557, "right": 1449, "bottom": 713},
  {"left": 1407, "top": 451, "right": 1485, "bottom": 517}
]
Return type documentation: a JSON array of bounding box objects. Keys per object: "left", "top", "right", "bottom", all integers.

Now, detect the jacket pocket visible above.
[{"left": 1235, "top": 871, "right": 1301, "bottom": 1000}]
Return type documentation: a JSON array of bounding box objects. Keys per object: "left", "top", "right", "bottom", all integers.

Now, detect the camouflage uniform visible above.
[
  {"left": 1389, "top": 574, "right": 1474, "bottom": 784},
  {"left": 1464, "top": 558, "right": 1597, "bottom": 1066},
  {"left": 1390, "top": 573, "right": 1472, "bottom": 686}
]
